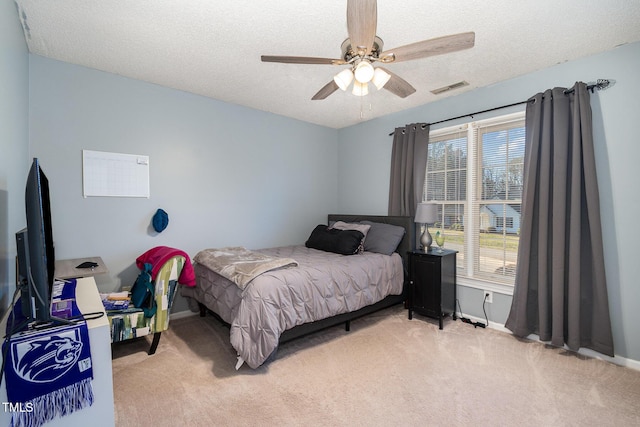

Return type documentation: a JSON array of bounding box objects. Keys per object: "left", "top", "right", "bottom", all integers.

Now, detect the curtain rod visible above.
[{"left": 388, "top": 79, "right": 612, "bottom": 136}]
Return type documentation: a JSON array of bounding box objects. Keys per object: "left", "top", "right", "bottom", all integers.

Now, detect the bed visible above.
[{"left": 180, "top": 214, "right": 416, "bottom": 368}]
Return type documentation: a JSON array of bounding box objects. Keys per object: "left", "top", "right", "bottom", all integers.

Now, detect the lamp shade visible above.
[
  {"left": 352, "top": 81, "right": 369, "bottom": 96},
  {"left": 415, "top": 203, "right": 438, "bottom": 224},
  {"left": 372, "top": 68, "right": 391, "bottom": 90},
  {"left": 333, "top": 69, "right": 354, "bottom": 91},
  {"left": 354, "top": 60, "right": 375, "bottom": 83}
]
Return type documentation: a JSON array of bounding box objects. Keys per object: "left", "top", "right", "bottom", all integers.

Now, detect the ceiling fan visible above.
[{"left": 261, "top": 0, "right": 475, "bottom": 100}]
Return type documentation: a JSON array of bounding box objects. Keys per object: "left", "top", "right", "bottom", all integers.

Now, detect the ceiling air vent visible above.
[{"left": 431, "top": 81, "right": 469, "bottom": 95}]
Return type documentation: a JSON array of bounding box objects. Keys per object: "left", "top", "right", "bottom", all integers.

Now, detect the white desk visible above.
[
  {"left": 0, "top": 277, "right": 115, "bottom": 427},
  {"left": 55, "top": 257, "right": 109, "bottom": 280}
]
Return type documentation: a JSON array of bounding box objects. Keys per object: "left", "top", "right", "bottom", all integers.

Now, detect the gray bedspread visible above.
[
  {"left": 193, "top": 246, "right": 298, "bottom": 290},
  {"left": 181, "top": 245, "right": 404, "bottom": 369}
]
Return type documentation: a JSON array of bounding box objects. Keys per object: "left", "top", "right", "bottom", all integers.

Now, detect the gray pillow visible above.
[
  {"left": 359, "top": 221, "right": 406, "bottom": 255},
  {"left": 330, "top": 221, "right": 371, "bottom": 238}
]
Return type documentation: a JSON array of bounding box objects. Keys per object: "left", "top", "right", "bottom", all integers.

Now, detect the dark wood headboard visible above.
[{"left": 327, "top": 214, "right": 416, "bottom": 277}]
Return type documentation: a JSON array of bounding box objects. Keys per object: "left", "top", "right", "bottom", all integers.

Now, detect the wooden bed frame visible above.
[{"left": 199, "top": 214, "right": 416, "bottom": 344}]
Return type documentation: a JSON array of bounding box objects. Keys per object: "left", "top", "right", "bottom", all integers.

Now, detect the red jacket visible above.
[{"left": 136, "top": 246, "right": 196, "bottom": 287}]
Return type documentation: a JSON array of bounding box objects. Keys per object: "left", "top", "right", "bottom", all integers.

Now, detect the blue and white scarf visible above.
[{"left": 3, "top": 280, "right": 94, "bottom": 427}]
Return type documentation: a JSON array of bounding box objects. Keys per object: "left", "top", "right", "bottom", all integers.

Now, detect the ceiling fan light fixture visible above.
[
  {"left": 372, "top": 68, "right": 391, "bottom": 90},
  {"left": 354, "top": 60, "right": 375, "bottom": 83},
  {"left": 352, "top": 81, "right": 369, "bottom": 96},
  {"left": 333, "top": 69, "right": 354, "bottom": 91},
  {"left": 261, "top": 0, "right": 476, "bottom": 103}
]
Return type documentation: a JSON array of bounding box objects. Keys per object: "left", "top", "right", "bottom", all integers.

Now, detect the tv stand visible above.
[
  {"left": 55, "top": 256, "right": 109, "bottom": 279},
  {"left": 0, "top": 276, "right": 115, "bottom": 426},
  {"left": 30, "top": 315, "right": 78, "bottom": 329},
  {"left": 10, "top": 317, "right": 75, "bottom": 335}
]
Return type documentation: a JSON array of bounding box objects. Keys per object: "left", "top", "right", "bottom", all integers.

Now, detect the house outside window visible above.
[{"left": 423, "top": 111, "right": 525, "bottom": 291}]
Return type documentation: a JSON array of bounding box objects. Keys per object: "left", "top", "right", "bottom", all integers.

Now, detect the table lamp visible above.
[{"left": 414, "top": 203, "right": 438, "bottom": 251}]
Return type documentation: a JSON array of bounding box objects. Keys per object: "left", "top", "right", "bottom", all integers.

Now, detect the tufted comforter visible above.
[
  {"left": 193, "top": 246, "right": 298, "bottom": 290},
  {"left": 182, "top": 245, "right": 404, "bottom": 368}
]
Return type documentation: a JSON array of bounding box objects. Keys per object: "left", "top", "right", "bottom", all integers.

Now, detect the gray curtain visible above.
[
  {"left": 388, "top": 123, "right": 430, "bottom": 217},
  {"left": 505, "top": 82, "right": 614, "bottom": 356}
]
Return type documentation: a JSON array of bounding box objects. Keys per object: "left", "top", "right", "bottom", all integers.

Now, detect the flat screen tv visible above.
[{"left": 15, "top": 158, "right": 55, "bottom": 325}]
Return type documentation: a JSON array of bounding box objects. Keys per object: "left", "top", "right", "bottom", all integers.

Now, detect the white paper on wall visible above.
[{"left": 82, "top": 150, "right": 150, "bottom": 198}]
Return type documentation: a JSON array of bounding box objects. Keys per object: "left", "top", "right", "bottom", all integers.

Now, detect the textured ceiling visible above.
[{"left": 13, "top": 0, "right": 640, "bottom": 129}]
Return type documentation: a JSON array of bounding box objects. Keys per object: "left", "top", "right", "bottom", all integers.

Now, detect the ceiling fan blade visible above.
[
  {"left": 378, "top": 67, "right": 416, "bottom": 98},
  {"left": 381, "top": 32, "right": 475, "bottom": 63},
  {"left": 347, "top": 0, "right": 377, "bottom": 56},
  {"left": 261, "top": 55, "right": 345, "bottom": 65},
  {"left": 311, "top": 80, "right": 340, "bottom": 100}
]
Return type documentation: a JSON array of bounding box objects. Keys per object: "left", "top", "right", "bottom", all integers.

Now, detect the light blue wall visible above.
[
  {"left": 337, "top": 42, "right": 640, "bottom": 362},
  {"left": 28, "top": 55, "right": 339, "bottom": 311},
  {"left": 8, "top": 6, "right": 639, "bottom": 363},
  {"left": 0, "top": 1, "right": 29, "bottom": 316}
]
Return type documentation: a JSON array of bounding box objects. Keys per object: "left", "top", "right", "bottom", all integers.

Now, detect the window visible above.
[
  {"left": 495, "top": 217, "right": 514, "bottom": 229},
  {"left": 423, "top": 112, "right": 526, "bottom": 287}
]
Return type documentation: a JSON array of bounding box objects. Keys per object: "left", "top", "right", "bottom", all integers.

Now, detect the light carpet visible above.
[{"left": 111, "top": 305, "right": 640, "bottom": 426}]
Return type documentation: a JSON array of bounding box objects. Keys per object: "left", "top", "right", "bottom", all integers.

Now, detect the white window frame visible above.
[{"left": 426, "top": 111, "right": 526, "bottom": 296}]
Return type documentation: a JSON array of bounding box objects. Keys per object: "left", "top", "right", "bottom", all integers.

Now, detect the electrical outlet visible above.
[{"left": 483, "top": 290, "right": 493, "bottom": 304}]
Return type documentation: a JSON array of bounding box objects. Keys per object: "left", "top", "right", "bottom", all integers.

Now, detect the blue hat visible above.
[{"left": 152, "top": 209, "right": 169, "bottom": 232}]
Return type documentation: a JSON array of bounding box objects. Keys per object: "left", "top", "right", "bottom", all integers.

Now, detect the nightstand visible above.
[{"left": 408, "top": 249, "right": 457, "bottom": 329}]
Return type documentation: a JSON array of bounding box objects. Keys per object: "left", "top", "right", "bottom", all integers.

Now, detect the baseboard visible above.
[
  {"left": 170, "top": 309, "right": 199, "bottom": 321},
  {"left": 459, "top": 312, "right": 640, "bottom": 371}
]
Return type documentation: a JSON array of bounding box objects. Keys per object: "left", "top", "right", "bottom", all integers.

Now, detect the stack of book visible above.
[{"left": 100, "top": 291, "right": 130, "bottom": 311}]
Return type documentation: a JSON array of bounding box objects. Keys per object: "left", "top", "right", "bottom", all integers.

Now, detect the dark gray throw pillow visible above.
[
  {"left": 359, "top": 221, "right": 406, "bottom": 255},
  {"left": 305, "top": 225, "right": 364, "bottom": 255}
]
